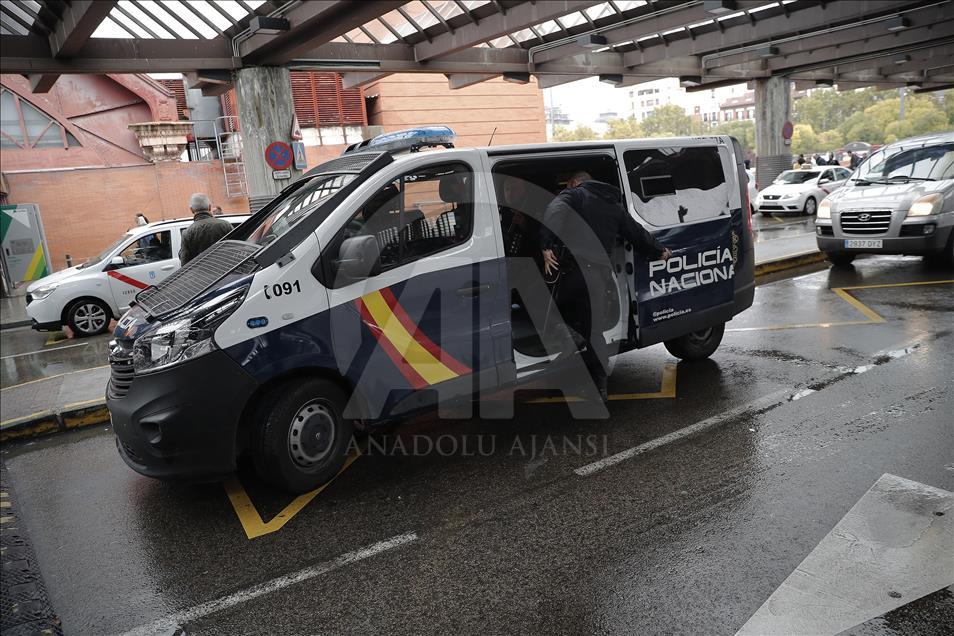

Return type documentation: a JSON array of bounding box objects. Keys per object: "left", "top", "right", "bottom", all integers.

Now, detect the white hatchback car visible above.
[
  {"left": 26, "top": 215, "right": 248, "bottom": 336},
  {"left": 756, "top": 166, "right": 851, "bottom": 215}
]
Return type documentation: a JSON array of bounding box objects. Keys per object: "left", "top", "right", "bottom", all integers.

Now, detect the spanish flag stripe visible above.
[
  {"left": 378, "top": 286, "right": 472, "bottom": 376},
  {"left": 356, "top": 298, "right": 428, "bottom": 389},
  {"left": 360, "top": 290, "right": 459, "bottom": 386}
]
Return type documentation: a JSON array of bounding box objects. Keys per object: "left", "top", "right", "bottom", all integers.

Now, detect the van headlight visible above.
[
  {"left": 818, "top": 199, "right": 831, "bottom": 219},
  {"left": 132, "top": 285, "right": 248, "bottom": 374},
  {"left": 29, "top": 282, "right": 60, "bottom": 300},
  {"left": 908, "top": 193, "right": 942, "bottom": 217}
]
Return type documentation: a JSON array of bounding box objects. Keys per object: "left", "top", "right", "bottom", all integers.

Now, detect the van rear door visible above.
[{"left": 615, "top": 138, "right": 749, "bottom": 347}]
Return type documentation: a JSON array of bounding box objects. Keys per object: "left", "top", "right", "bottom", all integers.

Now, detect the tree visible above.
[
  {"left": 604, "top": 116, "right": 643, "bottom": 140},
  {"left": 816, "top": 129, "right": 844, "bottom": 153},
  {"left": 641, "top": 104, "right": 694, "bottom": 137},
  {"left": 552, "top": 125, "right": 600, "bottom": 141},
  {"left": 793, "top": 87, "right": 894, "bottom": 133},
  {"left": 712, "top": 120, "right": 755, "bottom": 156},
  {"left": 791, "top": 123, "right": 819, "bottom": 155},
  {"left": 840, "top": 94, "right": 950, "bottom": 144}
]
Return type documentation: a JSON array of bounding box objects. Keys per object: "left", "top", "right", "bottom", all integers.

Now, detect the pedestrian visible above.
[
  {"left": 179, "top": 193, "right": 233, "bottom": 265},
  {"left": 539, "top": 171, "right": 671, "bottom": 401},
  {"left": 212, "top": 206, "right": 223, "bottom": 216},
  {"left": 796, "top": 153, "right": 806, "bottom": 168},
  {"left": 849, "top": 152, "right": 861, "bottom": 169}
]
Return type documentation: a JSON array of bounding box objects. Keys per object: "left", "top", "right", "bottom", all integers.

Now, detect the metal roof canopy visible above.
[{"left": 1, "top": 0, "right": 952, "bottom": 94}]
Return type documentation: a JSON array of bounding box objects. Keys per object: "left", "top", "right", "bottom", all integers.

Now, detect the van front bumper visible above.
[
  {"left": 816, "top": 221, "right": 953, "bottom": 255},
  {"left": 108, "top": 350, "right": 257, "bottom": 481}
]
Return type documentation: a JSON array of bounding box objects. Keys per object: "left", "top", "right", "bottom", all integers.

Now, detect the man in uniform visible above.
[{"left": 540, "top": 171, "right": 671, "bottom": 401}]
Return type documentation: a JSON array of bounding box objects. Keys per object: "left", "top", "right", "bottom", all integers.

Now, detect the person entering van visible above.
[
  {"left": 179, "top": 193, "right": 233, "bottom": 265},
  {"left": 539, "top": 171, "right": 671, "bottom": 401}
]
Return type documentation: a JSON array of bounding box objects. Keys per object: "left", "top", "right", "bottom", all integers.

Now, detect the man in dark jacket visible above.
[
  {"left": 179, "top": 193, "right": 233, "bottom": 265},
  {"left": 539, "top": 172, "right": 670, "bottom": 401}
]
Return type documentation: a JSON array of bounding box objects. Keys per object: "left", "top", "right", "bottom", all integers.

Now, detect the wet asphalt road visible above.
[{"left": 2, "top": 255, "right": 952, "bottom": 635}]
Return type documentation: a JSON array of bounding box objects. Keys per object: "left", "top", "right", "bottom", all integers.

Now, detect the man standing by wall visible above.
[{"left": 179, "top": 193, "right": 233, "bottom": 265}]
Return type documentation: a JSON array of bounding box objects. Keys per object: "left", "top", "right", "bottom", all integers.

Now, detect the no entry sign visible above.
[{"left": 265, "top": 141, "right": 293, "bottom": 170}]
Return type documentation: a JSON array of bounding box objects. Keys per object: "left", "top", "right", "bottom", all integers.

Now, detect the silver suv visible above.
[{"left": 815, "top": 132, "right": 953, "bottom": 267}]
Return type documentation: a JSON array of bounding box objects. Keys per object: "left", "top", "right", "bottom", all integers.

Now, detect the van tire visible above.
[
  {"left": 252, "top": 377, "right": 353, "bottom": 494},
  {"left": 65, "top": 298, "right": 112, "bottom": 336},
  {"left": 925, "top": 233, "right": 954, "bottom": 269},
  {"left": 826, "top": 252, "right": 856, "bottom": 267},
  {"left": 664, "top": 322, "right": 725, "bottom": 361},
  {"left": 803, "top": 197, "right": 817, "bottom": 216}
]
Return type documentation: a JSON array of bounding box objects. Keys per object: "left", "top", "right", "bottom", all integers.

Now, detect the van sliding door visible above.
[{"left": 615, "top": 140, "right": 745, "bottom": 347}]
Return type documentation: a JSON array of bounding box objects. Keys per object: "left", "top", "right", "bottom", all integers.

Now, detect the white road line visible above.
[
  {"left": 0, "top": 341, "right": 89, "bottom": 360},
  {"left": 574, "top": 389, "right": 791, "bottom": 477},
  {"left": 118, "top": 532, "right": 418, "bottom": 636}
]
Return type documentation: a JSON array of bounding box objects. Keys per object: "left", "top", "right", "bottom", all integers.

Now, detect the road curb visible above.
[
  {"left": 0, "top": 319, "right": 32, "bottom": 331},
  {"left": 754, "top": 250, "right": 828, "bottom": 277},
  {"left": 0, "top": 401, "right": 108, "bottom": 443}
]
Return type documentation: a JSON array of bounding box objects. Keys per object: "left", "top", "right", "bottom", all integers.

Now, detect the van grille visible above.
[
  {"left": 108, "top": 341, "right": 135, "bottom": 399},
  {"left": 840, "top": 210, "right": 891, "bottom": 235},
  {"left": 136, "top": 240, "right": 259, "bottom": 318}
]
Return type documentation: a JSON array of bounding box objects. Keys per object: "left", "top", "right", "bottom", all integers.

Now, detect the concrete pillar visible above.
[
  {"left": 233, "top": 67, "right": 302, "bottom": 210},
  {"left": 754, "top": 76, "right": 792, "bottom": 189}
]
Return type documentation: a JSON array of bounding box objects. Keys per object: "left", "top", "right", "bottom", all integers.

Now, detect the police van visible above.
[{"left": 107, "top": 127, "right": 755, "bottom": 492}]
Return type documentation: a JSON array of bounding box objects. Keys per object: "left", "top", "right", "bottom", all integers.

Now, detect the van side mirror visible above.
[{"left": 335, "top": 236, "right": 381, "bottom": 283}]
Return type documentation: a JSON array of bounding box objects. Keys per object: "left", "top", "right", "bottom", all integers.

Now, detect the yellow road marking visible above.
[
  {"left": 0, "top": 409, "right": 54, "bottom": 429},
  {"left": 62, "top": 398, "right": 106, "bottom": 411},
  {"left": 529, "top": 362, "right": 677, "bottom": 404},
  {"left": 0, "top": 365, "right": 110, "bottom": 393},
  {"left": 727, "top": 279, "right": 953, "bottom": 333},
  {"left": 362, "top": 291, "right": 458, "bottom": 385},
  {"left": 224, "top": 453, "right": 360, "bottom": 540},
  {"left": 44, "top": 333, "right": 69, "bottom": 346}
]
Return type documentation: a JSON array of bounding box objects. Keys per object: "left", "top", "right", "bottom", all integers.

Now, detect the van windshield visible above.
[
  {"left": 856, "top": 142, "right": 954, "bottom": 183},
  {"left": 247, "top": 173, "right": 356, "bottom": 247}
]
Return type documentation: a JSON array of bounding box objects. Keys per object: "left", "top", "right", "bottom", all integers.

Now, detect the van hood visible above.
[
  {"left": 25, "top": 265, "right": 84, "bottom": 292},
  {"left": 829, "top": 179, "right": 945, "bottom": 210}
]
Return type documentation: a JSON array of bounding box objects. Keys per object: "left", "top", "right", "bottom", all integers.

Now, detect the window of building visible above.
[{"left": 0, "top": 88, "right": 81, "bottom": 149}]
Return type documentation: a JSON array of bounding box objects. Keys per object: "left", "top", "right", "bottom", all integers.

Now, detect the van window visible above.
[
  {"left": 323, "top": 162, "right": 474, "bottom": 287},
  {"left": 623, "top": 146, "right": 727, "bottom": 226},
  {"left": 115, "top": 230, "right": 173, "bottom": 267}
]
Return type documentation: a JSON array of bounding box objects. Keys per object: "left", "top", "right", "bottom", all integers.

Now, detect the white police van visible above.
[
  {"left": 107, "top": 127, "right": 755, "bottom": 492},
  {"left": 25, "top": 215, "right": 248, "bottom": 336}
]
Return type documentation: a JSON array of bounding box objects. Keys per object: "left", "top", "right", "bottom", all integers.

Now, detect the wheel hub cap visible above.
[
  {"left": 288, "top": 402, "right": 335, "bottom": 468},
  {"left": 75, "top": 304, "right": 106, "bottom": 333}
]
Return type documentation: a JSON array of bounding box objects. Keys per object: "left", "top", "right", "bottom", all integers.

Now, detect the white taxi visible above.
[{"left": 756, "top": 167, "right": 851, "bottom": 216}]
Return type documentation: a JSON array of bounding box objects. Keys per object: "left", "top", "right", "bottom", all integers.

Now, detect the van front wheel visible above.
[
  {"left": 252, "top": 377, "right": 353, "bottom": 493},
  {"left": 664, "top": 322, "right": 725, "bottom": 361}
]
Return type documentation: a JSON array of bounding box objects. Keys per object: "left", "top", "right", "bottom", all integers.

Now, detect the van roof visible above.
[{"left": 881, "top": 131, "right": 954, "bottom": 151}]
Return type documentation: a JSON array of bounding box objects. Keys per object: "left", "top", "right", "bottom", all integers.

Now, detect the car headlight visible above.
[
  {"left": 818, "top": 199, "right": 831, "bottom": 219},
  {"left": 780, "top": 192, "right": 798, "bottom": 200},
  {"left": 132, "top": 284, "right": 248, "bottom": 374},
  {"left": 908, "top": 193, "right": 942, "bottom": 217},
  {"left": 30, "top": 282, "right": 59, "bottom": 300}
]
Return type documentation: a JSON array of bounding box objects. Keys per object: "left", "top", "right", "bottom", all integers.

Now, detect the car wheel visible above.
[
  {"left": 803, "top": 197, "right": 817, "bottom": 216},
  {"left": 253, "top": 377, "right": 353, "bottom": 493},
  {"left": 66, "top": 298, "right": 111, "bottom": 336},
  {"left": 826, "top": 252, "right": 856, "bottom": 267},
  {"left": 664, "top": 322, "right": 725, "bottom": 361},
  {"left": 924, "top": 233, "right": 954, "bottom": 269}
]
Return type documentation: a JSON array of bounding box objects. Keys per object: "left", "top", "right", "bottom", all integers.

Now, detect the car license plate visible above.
[{"left": 845, "top": 239, "right": 882, "bottom": 249}]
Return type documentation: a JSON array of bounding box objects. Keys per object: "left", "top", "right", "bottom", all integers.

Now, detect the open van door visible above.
[{"left": 615, "top": 138, "right": 752, "bottom": 348}]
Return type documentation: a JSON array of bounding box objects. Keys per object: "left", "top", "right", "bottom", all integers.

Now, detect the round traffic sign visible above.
[
  {"left": 265, "top": 141, "right": 293, "bottom": 170},
  {"left": 781, "top": 120, "right": 794, "bottom": 139}
]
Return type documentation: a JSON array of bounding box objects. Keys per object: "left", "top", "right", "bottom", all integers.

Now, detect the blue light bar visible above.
[{"left": 343, "top": 125, "right": 456, "bottom": 155}]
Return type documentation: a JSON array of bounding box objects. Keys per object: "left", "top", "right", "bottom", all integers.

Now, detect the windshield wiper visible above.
[{"left": 887, "top": 175, "right": 935, "bottom": 182}]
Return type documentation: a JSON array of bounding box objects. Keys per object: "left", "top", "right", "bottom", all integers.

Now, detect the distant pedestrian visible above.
[
  {"left": 212, "top": 206, "right": 223, "bottom": 216},
  {"left": 179, "top": 193, "right": 233, "bottom": 265},
  {"left": 797, "top": 154, "right": 806, "bottom": 167},
  {"left": 849, "top": 152, "right": 861, "bottom": 169}
]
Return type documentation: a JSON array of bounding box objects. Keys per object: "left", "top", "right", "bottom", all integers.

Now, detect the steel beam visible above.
[
  {"left": 445, "top": 73, "right": 497, "bottom": 89},
  {"left": 623, "top": 0, "right": 915, "bottom": 69},
  {"left": 48, "top": 0, "right": 116, "bottom": 58},
  {"left": 28, "top": 73, "right": 58, "bottom": 92},
  {"left": 536, "top": 74, "right": 587, "bottom": 88},
  {"left": 240, "top": 0, "right": 406, "bottom": 65},
  {"left": 414, "top": 0, "right": 598, "bottom": 61},
  {"left": 341, "top": 72, "right": 392, "bottom": 89}
]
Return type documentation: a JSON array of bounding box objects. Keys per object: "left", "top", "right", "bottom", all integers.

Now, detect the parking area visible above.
[{"left": 1, "top": 255, "right": 952, "bottom": 635}]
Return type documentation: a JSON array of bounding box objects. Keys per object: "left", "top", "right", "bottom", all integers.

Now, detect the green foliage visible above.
[
  {"left": 794, "top": 88, "right": 951, "bottom": 148},
  {"left": 603, "top": 116, "right": 644, "bottom": 140},
  {"left": 552, "top": 125, "right": 600, "bottom": 141},
  {"left": 710, "top": 120, "right": 756, "bottom": 156},
  {"left": 641, "top": 104, "right": 695, "bottom": 137}
]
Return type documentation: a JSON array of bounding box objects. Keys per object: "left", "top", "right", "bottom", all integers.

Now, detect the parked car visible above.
[
  {"left": 745, "top": 168, "right": 758, "bottom": 214},
  {"left": 25, "top": 215, "right": 249, "bottom": 336},
  {"left": 755, "top": 167, "right": 851, "bottom": 215},
  {"left": 816, "top": 132, "right": 954, "bottom": 267}
]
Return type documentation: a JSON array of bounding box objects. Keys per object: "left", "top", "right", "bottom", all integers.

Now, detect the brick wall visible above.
[
  {"left": 365, "top": 74, "right": 547, "bottom": 147},
  {"left": 4, "top": 161, "right": 249, "bottom": 270}
]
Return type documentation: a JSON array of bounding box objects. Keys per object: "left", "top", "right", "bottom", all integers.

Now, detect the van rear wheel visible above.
[
  {"left": 252, "top": 377, "right": 353, "bottom": 494},
  {"left": 664, "top": 322, "right": 725, "bottom": 361}
]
